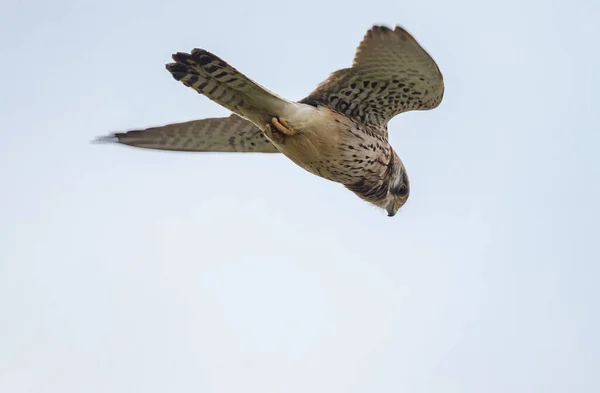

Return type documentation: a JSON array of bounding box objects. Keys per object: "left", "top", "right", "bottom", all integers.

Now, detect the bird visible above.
[{"left": 97, "top": 25, "right": 444, "bottom": 217}]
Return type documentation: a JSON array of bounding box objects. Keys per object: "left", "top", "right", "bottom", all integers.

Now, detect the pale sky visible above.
[{"left": 1, "top": 0, "right": 599, "bottom": 392}]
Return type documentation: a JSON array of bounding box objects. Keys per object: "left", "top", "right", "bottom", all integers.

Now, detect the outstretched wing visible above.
[
  {"left": 166, "top": 49, "right": 294, "bottom": 128},
  {"left": 97, "top": 114, "right": 280, "bottom": 153},
  {"left": 300, "top": 26, "right": 444, "bottom": 128}
]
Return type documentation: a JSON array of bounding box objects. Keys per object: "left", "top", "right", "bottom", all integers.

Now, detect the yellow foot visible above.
[
  {"left": 271, "top": 117, "right": 297, "bottom": 136},
  {"left": 263, "top": 123, "right": 286, "bottom": 144}
]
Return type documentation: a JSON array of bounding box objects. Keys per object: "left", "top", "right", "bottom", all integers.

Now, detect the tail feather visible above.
[{"left": 166, "top": 49, "right": 292, "bottom": 127}]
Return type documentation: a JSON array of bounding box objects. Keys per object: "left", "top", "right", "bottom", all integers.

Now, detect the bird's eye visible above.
[{"left": 397, "top": 184, "right": 408, "bottom": 197}]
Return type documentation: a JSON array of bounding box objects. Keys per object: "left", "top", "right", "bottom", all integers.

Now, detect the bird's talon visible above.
[
  {"left": 264, "top": 123, "right": 285, "bottom": 144},
  {"left": 271, "top": 117, "right": 297, "bottom": 136}
]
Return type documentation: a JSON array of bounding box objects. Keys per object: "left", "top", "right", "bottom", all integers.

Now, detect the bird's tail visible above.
[{"left": 166, "top": 50, "right": 293, "bottom": 127}]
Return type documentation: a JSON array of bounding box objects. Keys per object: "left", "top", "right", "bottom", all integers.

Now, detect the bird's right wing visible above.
[
  {"left": 96, "top": 114, "right": 280, "bottom": 153},
  {"left": 300, "top": 26, "right": 444, "bottom": 129}
]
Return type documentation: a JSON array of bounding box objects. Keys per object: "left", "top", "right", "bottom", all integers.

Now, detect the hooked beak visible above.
[{"left": 387, "top": 202, "right": 398, "bottom": 217}]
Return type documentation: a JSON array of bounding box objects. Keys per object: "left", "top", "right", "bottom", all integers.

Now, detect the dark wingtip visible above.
[
  {"left": 171, "top": 51, "right": 193, "bottom": 63},
  {"left": 166, "top": 51, "right": 193, "bottom": 81},
  {"left": 92, "top": 134, "right": 119, "bottom": 144},
  {"left": 165, "top": 62, "right": 189, "bottom": 81}
]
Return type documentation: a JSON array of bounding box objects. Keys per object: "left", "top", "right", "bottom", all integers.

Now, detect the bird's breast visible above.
[{"left": 271, "top": 105, "right": 391, "bottom": 186}]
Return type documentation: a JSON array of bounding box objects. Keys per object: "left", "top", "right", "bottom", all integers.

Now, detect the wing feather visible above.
[
  {"left": 96, "top": 114, "right": 280, "bottom": 153},
  {"left": 300, "top": 26, "right": 444, "bottom": 128}
]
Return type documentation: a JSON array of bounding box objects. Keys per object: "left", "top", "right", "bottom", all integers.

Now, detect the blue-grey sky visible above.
[{"left": 1, "top": 0, "right": 598, "bottom": 392}]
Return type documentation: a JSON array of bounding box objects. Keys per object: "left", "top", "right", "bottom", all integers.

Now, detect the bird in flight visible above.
[{"left": 98, "top": 25, "right": 444, "bottom": 217}]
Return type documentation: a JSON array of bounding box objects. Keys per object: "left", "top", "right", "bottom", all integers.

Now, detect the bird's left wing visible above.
[
  {"left": 300, "top": 26, "right": 444, "bottom": 128},
  {"left": 96, "top": 114, "right": 280, "bottom": 153}
]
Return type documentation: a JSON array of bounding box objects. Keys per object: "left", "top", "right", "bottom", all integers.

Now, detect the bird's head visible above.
[
  {"left": 344, "top": 151, "right": 410, "bottom": 217},
  {"left": 384, "top": 163, "right": 410, "bottom": 217}
]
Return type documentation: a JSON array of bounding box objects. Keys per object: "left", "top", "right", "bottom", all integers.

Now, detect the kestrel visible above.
[{"left": 99, "top": 25, "right": 444, "bottom": 216}]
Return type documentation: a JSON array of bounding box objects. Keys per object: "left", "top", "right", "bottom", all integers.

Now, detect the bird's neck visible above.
[{"left": 343, "top": 150, "right": 399, "bottom": 206}]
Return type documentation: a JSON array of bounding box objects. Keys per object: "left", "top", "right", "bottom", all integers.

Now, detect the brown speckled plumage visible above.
[{"left": 98, "top": 25, "right": 444, "bottom": 216}]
